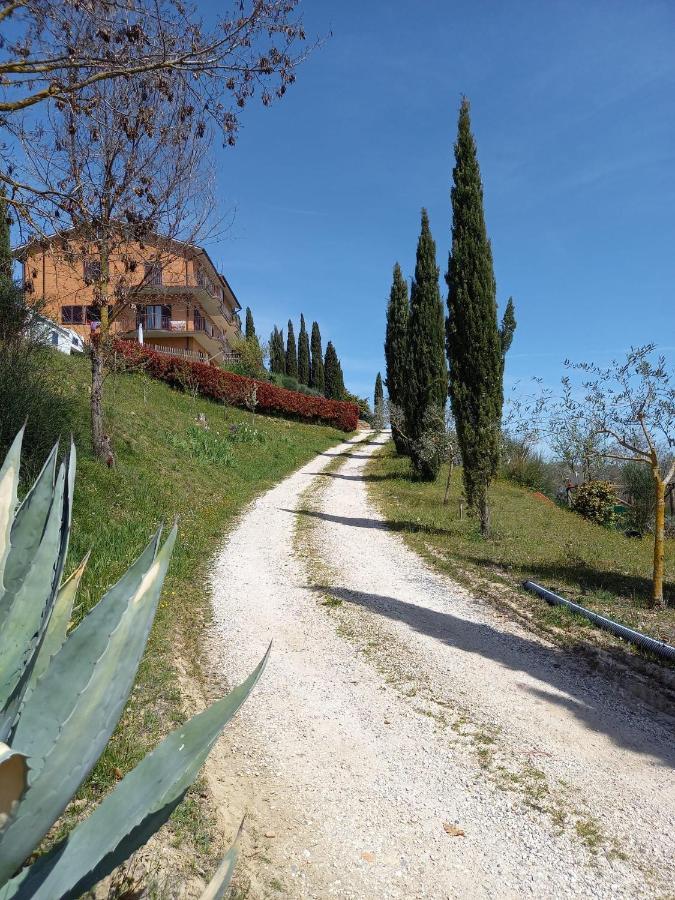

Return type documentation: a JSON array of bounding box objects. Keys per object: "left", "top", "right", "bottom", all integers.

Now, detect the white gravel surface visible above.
[{"left": 208, "top": 433, "right": 675, "bottom": 899}]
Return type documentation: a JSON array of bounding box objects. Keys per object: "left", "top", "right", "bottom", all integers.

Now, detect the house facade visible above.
[{"left": 17, "top": 232, "right": 241, "bottom": 363}]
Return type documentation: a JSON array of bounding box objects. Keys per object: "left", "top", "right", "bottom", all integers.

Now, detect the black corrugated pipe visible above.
[{"left": 522, "top": 580, "right": 675, "bottom": 663}]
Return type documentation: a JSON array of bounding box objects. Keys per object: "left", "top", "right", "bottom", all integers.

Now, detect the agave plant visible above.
[{"left": 0, "top": 429, "right": 266, "bottom": 898}]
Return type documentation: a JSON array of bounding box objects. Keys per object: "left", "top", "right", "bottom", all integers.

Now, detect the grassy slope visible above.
[
  {"left": 40, "top": 353, "right": 346, "bottom": 870},
  {"left": 367, "top": 443, "right": 674, "bottom": 659}
]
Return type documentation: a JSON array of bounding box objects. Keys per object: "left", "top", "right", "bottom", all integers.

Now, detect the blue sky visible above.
[{"left": 205, "top": 0, "right": 675, "bottom": 402}]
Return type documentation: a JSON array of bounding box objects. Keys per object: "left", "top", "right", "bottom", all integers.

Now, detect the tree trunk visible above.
[
  {"left": 90, "top": 340, "right": 113, "bottom": 464},
  {"left": 651, "top": 474, "right": 666, "bottom": 609},
  {"left": 443, "top": 459, "right": 453, "bottom": 505},
  {"left": 478, "top": 492, "right": 490, "bottom": 537}
]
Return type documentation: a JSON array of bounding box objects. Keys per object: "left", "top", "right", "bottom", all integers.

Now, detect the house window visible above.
[
  {"left": 144, "top": 263, "right": 163, "bottom": 286},
  {"left": 51, "top": 331, "right": 59, "bottom": 346},
  {"left": 85, "top": 305, "right": 114, "bottom": 323},
  {"left": 83, "top": 257, "right": 102, "bottom": 283},
  {"left": 61, "top": 305, "right": 84, "bottom": 325}
]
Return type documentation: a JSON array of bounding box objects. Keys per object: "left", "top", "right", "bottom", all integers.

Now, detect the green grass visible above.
[
  {"left": 367, "top": 442, "right": 675, "bottom": 655},
  {"left": 35, "top": 352, "right": 347, "bottom": 872}
]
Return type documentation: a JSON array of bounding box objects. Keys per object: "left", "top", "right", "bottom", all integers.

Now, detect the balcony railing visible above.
[{"left": 132, "top": 313, "right": 224, "bottom": 342}]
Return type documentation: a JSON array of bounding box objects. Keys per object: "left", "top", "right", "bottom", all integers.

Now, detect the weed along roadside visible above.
[
  {"left": 365, "top": 440, "right": 675, "bottom": 673},
  {"left": 8, "top": 352, "right": 350, "bottom": 894}
]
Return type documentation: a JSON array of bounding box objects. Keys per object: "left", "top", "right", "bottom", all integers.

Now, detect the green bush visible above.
[
  {"left": 503, "top": 453, "right": 557, "bottom": 498},
  {"left": 0, "top": 345, "right": 79, "bottom": 484},
  {"left": 571, "top": 479, "right": 617, "bottom": 526}
]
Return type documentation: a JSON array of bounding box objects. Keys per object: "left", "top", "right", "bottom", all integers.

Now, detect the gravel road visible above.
[{"left": 208, "top": 433, "right": 675, "bottom": 899}]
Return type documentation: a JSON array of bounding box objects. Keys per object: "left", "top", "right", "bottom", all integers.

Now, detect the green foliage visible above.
[
  {"left": 226, "top": 333, "right": 265, "bottom": 379},
  {"left": 384, "top": 262, "right": 410, "bottom": 454},
  {"left": 571, "top": 480, "right": 617, "bottom": 526},
  {"left": 446, "top": 98, "right": 506, "bottom": 529},
  {"left": 622, "top": 462, "right": 656, "bottom": 535},
  {"left": 501, "top": 439, "right": 556, "bottom": 497},
  {"left": 410, "top": 405, "right": 452, "bottom": 480},
  {"left": 285, "top": 319, "right": 298, "bottom": 380},
  {"left": 373, "top": 372, "right": 385, "bottom": 429},
  {"left": 309, "top": 321, "right": 324, "bottom": 393},
  {"left": 166, "top": 425, "right": 236, "bottom": 465},
  {"left": 269, "top": 326, "right": 285, "bottom": 375},
  {"left": 404, "top": 209, "right": 448, "bottom": 481},
  {"left": 0, "top": 431, "right": 267, "bottom": 898},
  {"left": 268, "top": 371, "right": 323, "bottom": 397},
  {"left": 297, "top": 313, "right": 310, "bottom": 385},
  {"left": 0, "top": 346, "right": 78, "bottom": 485},
  {"left": 244, "top": 307, "right": 256, "bottom": 341},
  {"left": 324, "top": 341, "right": 345, "bottom": 400}
]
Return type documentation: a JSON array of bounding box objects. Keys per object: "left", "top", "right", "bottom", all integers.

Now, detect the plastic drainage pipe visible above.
[{"left": 522, "top": 580, "right": 675, "bottom": 663}]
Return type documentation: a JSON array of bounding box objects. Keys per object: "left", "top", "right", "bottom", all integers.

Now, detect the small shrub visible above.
[
  {"left": 504, "top": 454, "right": 557, "bottom": 498},
  {"left": 571, "top": 480, "right": 617, "bottom": 526}
]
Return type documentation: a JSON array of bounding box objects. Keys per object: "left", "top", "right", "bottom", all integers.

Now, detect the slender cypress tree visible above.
[
  {"left": 285, "top": 319, "right": 298, "bottom": 379},
  {"left": 384, "top": 262, "right": 410, "bottom": 454},
  {"left": 404, "top": 208, "right": 448, "bottom": 480},
  {"left": 499, "top": 296, "right": 516, "bottom": 363},
  {"left": 324, "top": 341, "right": 343, "bottom": 399},
  {"left": 269, "top": 326, "right": 286, "bottom": 374},
  {"left": 310, "top": 321, "right": 324, "bottom": 392},
  {"left": 446, "top": 98, "right": 511, "bottom": 534},
  {"left": 374, "top": 372, "right": 383, "bottom": 408},
  {"left": 245, "top": 306, "right": 256, "bottom": 341},
  {"left": 298, "top": 313, "right": 310, "bottom": 385}
]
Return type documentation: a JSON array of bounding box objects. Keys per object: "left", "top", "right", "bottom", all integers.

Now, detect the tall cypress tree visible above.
[
  {"left": 374, "top": 371, "right": 383, "bottom": 409},
  {"left": 447, "top": 98, "right": 513, "bottom": 534},
  {"left": 245, "top": 306, "right": 256, "bottom": 341},
  {"left": 404, "top": 208, "right": 448, "bottom": 480},
  {"left": 298, "top": 313, "right": 310, "bottom": 385},
  {"left": 384, "top": 262, "right": 410, "bottom": 454},
  {"left": 324, "top": 341, "right": 343, "bottom": 399},
  {"left": 269, "top": 325, "right": 286, "bottom": 374},
  {"left": 310, "top": 321, "right": 324, "bottom": 392},
  {"left": 285, "top": 319, "right": 298, "bottom": 379}
]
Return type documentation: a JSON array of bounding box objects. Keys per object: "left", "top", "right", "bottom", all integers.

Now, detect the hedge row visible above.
[{"left": 114, "top": 341, "right": 359, "bottom": 432}]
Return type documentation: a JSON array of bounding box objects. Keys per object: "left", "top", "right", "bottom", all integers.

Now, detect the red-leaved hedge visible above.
[{"left": 114, "top": 341, "right": 359, "bottom": 432}]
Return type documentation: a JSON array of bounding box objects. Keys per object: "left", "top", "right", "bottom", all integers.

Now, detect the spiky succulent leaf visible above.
[
  {"left": 0, "top": 461, "right": 67, "bottom": 718},
  {"left": 0, "top": 743, "right": 28, "bottom": 835},
  {"left": 199, "top": 821, "right": 243, "bottom": 900},
  {"left": 1, "top": 444, "right": 58, "bottom": 610},
  {"left": 0, "top": 526, "right": 176, "bottom": 885},
  {"left": 0, "top": 429, "right": 23, "bottom": 599},
  {"left": 1, "top": 648, "right": 269, "bottom": 900},
  {"left": 12, "top": 529, "right": 162, "bottom": 770},
  {"left": 26, "top": 551, "right": 89, "bottom": 691}
]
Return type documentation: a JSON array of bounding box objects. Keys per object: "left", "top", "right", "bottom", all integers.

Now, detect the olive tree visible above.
[{"left": 562, "top": 346, "right": 675, "bottom": 608}]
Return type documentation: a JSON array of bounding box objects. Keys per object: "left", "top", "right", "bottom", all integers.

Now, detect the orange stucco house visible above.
[{"left": 16, "top": 231, "right": 242, "bottom": 363}]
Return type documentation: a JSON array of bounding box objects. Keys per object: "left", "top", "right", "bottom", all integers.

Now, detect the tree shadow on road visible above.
[
  {"left": 306, "top": 470, "right": 401, "bottom": 483},
  {"left": 283, "top": 507, "right": 453, "bottom": 537},
  {"left": 311, "top": 584, "right": 675, "bottom": 767}
]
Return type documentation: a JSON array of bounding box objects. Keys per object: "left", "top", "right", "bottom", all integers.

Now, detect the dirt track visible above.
[{"left": 207, "top": 433, "right": 675, "bottom": 899}]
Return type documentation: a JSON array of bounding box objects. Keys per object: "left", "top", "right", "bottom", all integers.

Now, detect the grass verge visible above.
[
  {"left": 34, "top": 352, "right": 347, "bottom": 887},
  {"left": 366, "top": 442, "right": 674, "bottom": 663}
]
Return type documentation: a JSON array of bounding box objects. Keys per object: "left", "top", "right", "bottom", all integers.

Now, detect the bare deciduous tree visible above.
[
  {"left": 561, "top": 346, "right": 675, "bottom": 608},
  {"left": 16, "top": 73, "right": 217, "bottom": 461}
]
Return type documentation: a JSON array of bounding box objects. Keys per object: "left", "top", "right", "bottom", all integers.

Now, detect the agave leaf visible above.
[
  {"left": 0, "top": 429, "right": 24, "bottom": 597},
  {"left": 0, "top": 462, "right": 67, "bottom": 716},
  {"left": 0, "top": 743, "right": 28, "bottom": 836},
  {"left": 1, "top": 443, "right": 58, "bottom": 615},
  {"left": 199, "top": 821, "right": 243, "bottom": 900},
  {"left": 0, "top": 527, "right": 177, "bottom": 885},
  {"left": 1, "top": 648, "right": 269, "bottom": 900},
  {"left": 26, "top": 551, "right": 90, "bottom": 692},
  {"left": 11, "top": 528, "right": 162, "bottom": 769}
]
